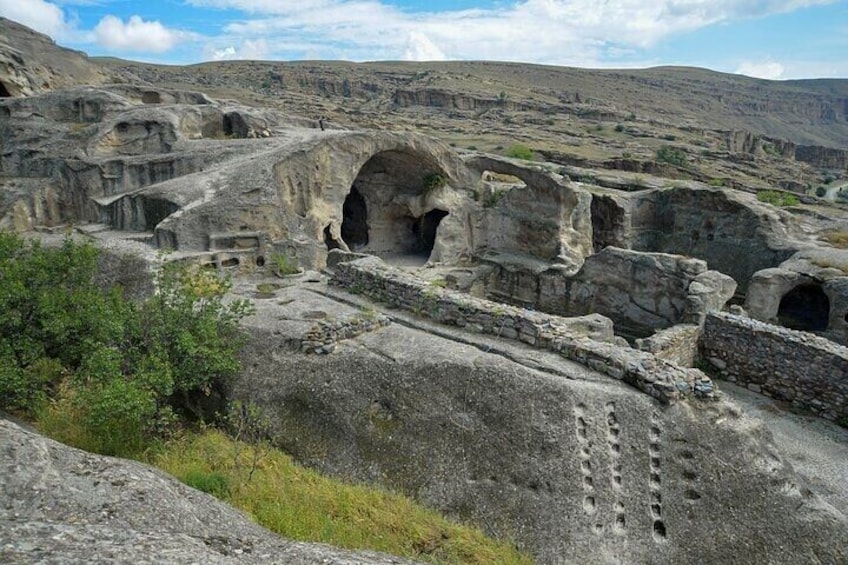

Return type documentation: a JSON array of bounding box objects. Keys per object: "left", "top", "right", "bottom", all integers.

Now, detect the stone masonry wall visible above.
[
  {"left": 636, "top": 324, "right": 701, "bottom": 368},
  {"left": 701, "top": 312, "right": 848, "bottom": 422},
  {"left": 330, "top": 255, "right": 715, "bottom": 404}
]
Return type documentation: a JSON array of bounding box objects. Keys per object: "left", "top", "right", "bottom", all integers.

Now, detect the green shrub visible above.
[
  {"left": 0, "top": 233, "right": 253, "bottom": 455},
  {"left": 656, "top": 145, "right": 687, "bottom": 167},
  {"left": 505, "top": 143, "right": 534, "bottom": 160},
  {"left": 422, "top": 173, "right": 447, "bottom": 190},
  {"left": 614, "top": 124, "right": 625, "bottom": 132},
  {"left": 708, "top": 178, "right": 724, "bottom": 187},
  {"left": 816, "top": 186, "right": 827, "bottom": 197},
  {"left": 757, "top": 190, "right": 800, "bottom": 207}
]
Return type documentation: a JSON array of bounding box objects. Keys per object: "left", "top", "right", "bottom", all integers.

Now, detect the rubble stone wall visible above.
[
  {"left": 700, "top": 312, "right": 848, "bottom": 422},
  {"left": 331, "top": 254, "right": 715, "bottom": 403},
  {"left": 636, "top": 324, "right": 701, "bottom": 367}
]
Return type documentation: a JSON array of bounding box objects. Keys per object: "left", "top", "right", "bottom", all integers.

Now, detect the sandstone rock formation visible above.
[
  {"left": 0, "top": 416, "right": 417, "bottom": 564},
  {"left": 3, "top": 17, "right": 848, "bottom": 565},
  {"left": 747, "top": 247, "right": 848, "bottom": 344}
]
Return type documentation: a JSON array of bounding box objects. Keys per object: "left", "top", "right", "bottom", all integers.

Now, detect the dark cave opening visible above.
[
  {"left": 413, "top": 209, "right": 449, "bottom": 256},
  {"left": 341, "top": 185, "right": 369, "bottom": 249},
  {"left": 0, "top": 81, "right": 10, "bottom": 98},
  {"left": 223, "top": 112, "right": 249, "bottom": 138},
  {"left": 777, "top": 284, "right": 830, "bottom": 332},
  {"left": 324, "top": 224, "right": 342, "bottom": 251},
  {"left": 591, "top": 195, "right": 626, "bottom": 252}
]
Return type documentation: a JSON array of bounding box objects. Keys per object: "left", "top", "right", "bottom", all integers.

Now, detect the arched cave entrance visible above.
[
  {"left": 340, "top": 150, "right": 451, "bottom": 262},
  {"left": 591, "top": 195, "right": 626, "bottom": 252},
  {"left": 777, "top": 284, "right": 830, "bottom": 332},
  {"left": 0, "top": 81, "right": 10, "bottom": 98},
  {"left": 223, "top": 112, "right": 249, "bottom": 138}
]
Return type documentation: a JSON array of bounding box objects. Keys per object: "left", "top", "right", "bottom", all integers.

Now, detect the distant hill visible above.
[
  {"left": 94, "top": 58, "right": 848, "bottom": 149},
  {"left": 2, "top": 16, "right": 847, "bottom": 196}
]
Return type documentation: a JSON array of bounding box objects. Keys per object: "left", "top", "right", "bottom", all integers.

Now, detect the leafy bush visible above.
[
  {"left": 504, "top": 143, "right": 534, "bottom": 160},
  {"left": 422, "top": 173, "right": 447, "bottom": 190},
  {"left": 656, "top": 145, "right": 687, "bottom": 167},
  {"left": 708, "top": 178, "right": 724, "bottom": 187},
  {"left": 816, "top": 186, "right": 827, "bottom": 197},
  {"left": 0, "top": 233, "right": 253, "bottom": 456},
  {"left": 756, "top": 190, "right": 800, "bottom": 207}
]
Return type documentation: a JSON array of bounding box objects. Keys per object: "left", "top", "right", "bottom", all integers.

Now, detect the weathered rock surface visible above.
[
  {"left": 0, "top": 18, "right": 114, "bottom": 97},
  {"left": 0, "top": 416, "right": 418, "bottom": 564},
  {"left": 232, "top": 279, "right": 848, "bottom": 565},
  {"left": 626, "top": 185, "right": 808, "bottom": 290}
]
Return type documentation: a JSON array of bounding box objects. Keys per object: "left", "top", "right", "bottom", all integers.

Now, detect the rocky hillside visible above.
[
  {"left": 0, "top": 416, "right": 416, "bottom": 564},
  {"left": 91, "top": 58, "right": 848, "bottom": 199},
  {"left": 0, "top": 17, "right": 115, "bottom": 96},
  {"left": 2, "top": 16, "right": 847, "bottom": 197},
  {"left": 100, "top": 58, "right": 848, "bottom": 148}
]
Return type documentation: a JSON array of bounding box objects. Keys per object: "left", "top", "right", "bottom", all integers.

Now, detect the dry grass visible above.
[
  {"left": 155, "top": 430, "right": 534, "bottom": 565},
  {"left": 821, "top": 231, "right": 848, "bottom": 249}
]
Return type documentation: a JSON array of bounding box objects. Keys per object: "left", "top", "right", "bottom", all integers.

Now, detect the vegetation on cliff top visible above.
[{"left": 0, "top": 232, "right": 533, "bottom": 564}]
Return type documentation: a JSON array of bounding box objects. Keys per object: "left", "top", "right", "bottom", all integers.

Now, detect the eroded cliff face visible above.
[
  {"left": 796, "top": 144, "right": 848, "bottom": 170},
  {"left": 627, "top": 186, "right": 806, "bottom": 292}
]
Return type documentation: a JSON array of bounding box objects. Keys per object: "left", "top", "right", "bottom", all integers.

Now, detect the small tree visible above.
[{"left": 656, "top": 145, "right": 687, "bottom": 167}]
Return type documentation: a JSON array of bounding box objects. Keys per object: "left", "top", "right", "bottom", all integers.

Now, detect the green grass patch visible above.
[
  {"left": 756, "top": 190, "right": 799, "bottom": 207},
  {"left": 271, "top": 253, "right": 300, "bottom": 276},
  {"left": 184, "top": 470, "right": 231, "bottom": 498},
  {"left": 504, "top": 143, "right": 534, "bottom": 161},
  {"left": 155, "top": 430, "right": 533, "bottom": 565}
]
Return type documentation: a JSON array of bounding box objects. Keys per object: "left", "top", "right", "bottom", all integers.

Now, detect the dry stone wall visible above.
[
  {"left": 700, "top": 312, "right": 848, "bottom": 422},
  {"left": 301, "top": 312, "right": 391, "bottom": 354},
  {"left": 636, "top": 324, "right": 701, "bottom": 367},
  {"left": 330, "top": 254, "right": 715, "bottom": 403}
]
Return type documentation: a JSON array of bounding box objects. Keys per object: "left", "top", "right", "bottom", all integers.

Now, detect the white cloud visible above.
[
  {"left": 735, "top": 61, "right": 785, "bottom": 80},
  {"left": 213, "top": 46, "right": 237, "bottom": 60},
  {"left": 402, "top": 32, "right": 446, "bottom": 62},
  {"left": 0, "top": 0, "right": 70, "bottom": 38},
  {"left": 93, "top": 15, "right": 185, "bottom": 53},
  {"left": 188, "top": 0, "right": 837, "bottom": 64},
  {"left": 210, "top": 38, "right": 269, "bottom": 60}
]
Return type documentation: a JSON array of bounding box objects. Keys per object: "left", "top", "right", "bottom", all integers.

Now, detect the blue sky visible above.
[{"left": 1, "top": 0, "right": 846, "bottom": 79}]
